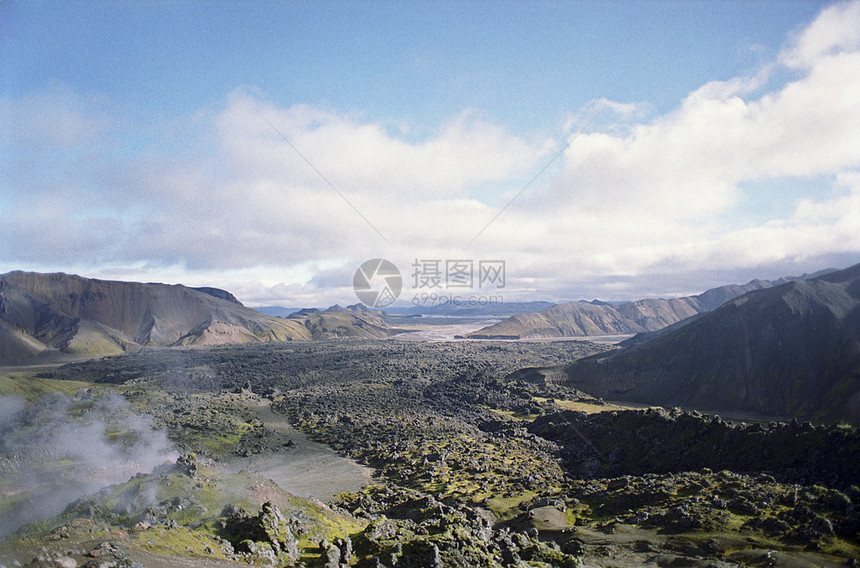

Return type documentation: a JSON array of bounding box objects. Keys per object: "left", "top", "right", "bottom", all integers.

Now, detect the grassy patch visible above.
[
  {"left": 533, "top": 396, "right": 637, "bottom": 414},
  {"left": 489, "top": 407, "right": 539, "bottom": 422},
  {"left": 0, "top": 374, "right": 94, "bottom": 401},
  {"left": 134, "top": 525, "right": 230, "bottom": 559},
  {"left": 563, "top": 502, "right": 589, "bottom": 526},
  {"left": 486, "top": 490, "right": 538, "bottom": 521},
  {"left": 65, "top": 334, "right": 126, "bottom": 358}
]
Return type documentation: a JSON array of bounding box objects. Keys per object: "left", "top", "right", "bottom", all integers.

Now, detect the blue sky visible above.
[
  {"left": 2, "top": 0, "right": 859, "bottom": 307},
  {"left": 2, "top": 1, "right": 827, "bottom": 127}
]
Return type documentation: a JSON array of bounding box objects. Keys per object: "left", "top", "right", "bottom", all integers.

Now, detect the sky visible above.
[{"left": 2, "top": 0, "right": 860, "bottom": 308}]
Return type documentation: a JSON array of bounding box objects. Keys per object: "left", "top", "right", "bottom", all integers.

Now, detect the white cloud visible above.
[
  {"left": 218, "top": 91, "right": 546, "bottom": 199},
  {"left": 590, "top": 97, "right": 651, "bottom": 121},
  {"left": 781, "top": 0, "right": 860, "bottom": 69},
  {"left": 2, "top": 2, "right": 860, "bottom": 306},
  {"left": 476, "top": 0, "right": 860, "bottom": 289},
  {"left": 2, "top": 87, "right": 552, "bottom": 277}
]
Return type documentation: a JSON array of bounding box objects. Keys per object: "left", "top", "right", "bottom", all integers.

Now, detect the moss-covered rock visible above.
[{"left": 218, "top": 501, "right": 300, "bottom": 563}]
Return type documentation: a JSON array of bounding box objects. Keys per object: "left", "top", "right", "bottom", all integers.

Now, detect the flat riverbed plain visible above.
[{"left": 223, "top": 400, "right": 373, "bottom": 502}]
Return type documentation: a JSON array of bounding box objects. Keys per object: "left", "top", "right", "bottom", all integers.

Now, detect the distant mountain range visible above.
[
  {"left": 0, "top": 272, "right": 397, "bottom": 365},
  {"left": 254, "top": 306, "right": 303, "bottom": 318},
  {"left": 256, "top": 302, "right": 556, "bottom": 319},
  {"left": 460, "top": 271, "right": 836, "bottom": 339},
  {"left": 511, "top": 263, "right": 860, "bottom": 425}
]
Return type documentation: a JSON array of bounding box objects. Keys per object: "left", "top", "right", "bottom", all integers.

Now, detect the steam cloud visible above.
[{"left": 0, "top": 391, "right": 178, "bottom": 536}]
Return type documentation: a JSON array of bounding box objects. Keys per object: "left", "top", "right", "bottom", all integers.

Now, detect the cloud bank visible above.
[{"left": 1, "top": 1, "right": 859, "bottom": 304}]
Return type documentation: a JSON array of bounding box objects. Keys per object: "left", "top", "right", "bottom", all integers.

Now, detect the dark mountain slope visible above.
[
  {"left": 463, "top": 278, "right": 779, "bottom": 339},
  {"left": 191, "top": 286, "right": 243, "bottom": 304},
  {"left": 512, "top": 263, "right": 860, "bottom": 424}
]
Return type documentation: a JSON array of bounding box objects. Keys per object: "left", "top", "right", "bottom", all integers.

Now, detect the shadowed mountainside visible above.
[
  {"left": 462, "top": 276, "right": 817, "bottom": 339},
  {"left": 512, "top": 263, "right": 860, "bottom": 424},
  {"left": 0, "top": 271, "right": 395, "bottom": 365}
]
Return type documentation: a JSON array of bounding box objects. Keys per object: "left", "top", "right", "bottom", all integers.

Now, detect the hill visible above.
[
  {"left": 461, "top": 278, "right": 784, "bottom": 339},
  {"left": 511, "top": 263, "right": 860, "bottom": 424},
  {"left": 286, "top": 303, "right": 396, "bottom": 340},
  {"left": 0, "top": 272, "right": 396, "bottom": 365}
]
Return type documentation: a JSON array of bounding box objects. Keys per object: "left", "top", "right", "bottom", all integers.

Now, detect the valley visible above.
[
  {"left": 1, "top": 338, "right": 858, "bottom": 568},
  {"left": 6, "top": 1, "right": 860, "bottom": 566},
  {"left": 1, "top": 266, "right": 859, "bottom": 567}
]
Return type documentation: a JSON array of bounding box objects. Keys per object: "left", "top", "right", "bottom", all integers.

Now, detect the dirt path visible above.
[{"left": 222, "top": 400, "right": 374, "bottom": 502}]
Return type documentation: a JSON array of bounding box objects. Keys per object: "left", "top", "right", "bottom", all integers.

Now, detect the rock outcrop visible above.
[
  {"left": 528, "top": 408, "right": 860, "bottom": 488},
  {"left": 219, "top": 502, "right": 301, "bottom": 564}
]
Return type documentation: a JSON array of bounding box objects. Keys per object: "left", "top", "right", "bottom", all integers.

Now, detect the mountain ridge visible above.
[
  {"left": 510, "top": 262, "right": 860, "bottom": 425},
  {"left": 460, "top": 274, "right": 833, "bottom": 339},
  {"left": 0, "top": 271, "right": 396, "bottom": 365}
]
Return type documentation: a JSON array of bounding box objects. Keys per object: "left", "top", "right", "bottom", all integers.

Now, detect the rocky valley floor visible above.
[{"left": 1, "top": 340, "right": 858, "bottom": 567}]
